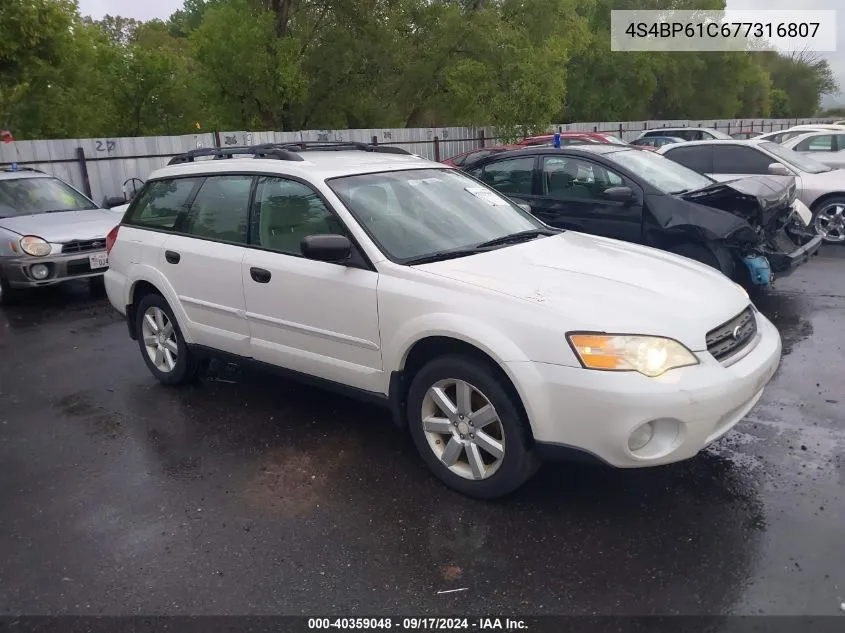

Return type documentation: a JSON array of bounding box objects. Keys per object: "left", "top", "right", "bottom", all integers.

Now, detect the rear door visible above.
[
  {"left": 159, "top": 174, "right": 253, "bottom": 357},
  {"left": 528, "top": 155, "right": 644, "bottom": 242}
]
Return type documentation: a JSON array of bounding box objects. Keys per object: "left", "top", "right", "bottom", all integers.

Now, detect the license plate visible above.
[{"left": 89, "top": 252, "right": 109, "bottom": 269}]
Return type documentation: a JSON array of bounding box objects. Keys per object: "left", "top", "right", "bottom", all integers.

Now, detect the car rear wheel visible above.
[
  {"left": 812, "top": 198, "right": 845, "bottom": 244},
  {"left": 135, "top": 294, "right": 199, "bottom": 386},
  {"left": 406, "top": 355, "right": 540, "bottom": 499}
]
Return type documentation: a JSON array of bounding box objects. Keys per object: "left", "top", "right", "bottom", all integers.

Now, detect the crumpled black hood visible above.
[{"left": 679, "top": 175, "right": 796, "bottom": 231}]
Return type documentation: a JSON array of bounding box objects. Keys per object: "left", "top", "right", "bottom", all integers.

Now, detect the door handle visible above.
[
  {"left": 165, "top": 250, "right": 180, "bottom": 264},
  {"left": 250, "top": 267, "right": 272, "bottom": 283}
]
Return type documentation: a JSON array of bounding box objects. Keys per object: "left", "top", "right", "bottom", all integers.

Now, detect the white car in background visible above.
[
  {"left": 658, "top": 139, "right": 845, "bottom": 244},
  {"left": 636, "top": 127, "right": 733, "bottom": 142},
  {"left": 756, "top": 124, "right": 845, "bottom": 145},
  {"left": 104, "top": 142, "right": 782, "bottom": 498},
  {"left": 780, "top": 131, "right": 845, "bottom": 169}
]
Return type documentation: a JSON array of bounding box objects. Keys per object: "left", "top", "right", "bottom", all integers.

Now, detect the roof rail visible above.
[{"left": 167, "top": 145, "right": 306, "bottom": 165}]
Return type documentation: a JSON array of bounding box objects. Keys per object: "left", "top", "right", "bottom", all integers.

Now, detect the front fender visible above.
[{"left": 385, "top": 312, "right": 532, "bottom": 374}]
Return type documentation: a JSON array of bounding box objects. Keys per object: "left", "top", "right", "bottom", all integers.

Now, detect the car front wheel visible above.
[
  {"left": 406, "top": 355, "right": 540, "bottom": 499},
  {"left": 812, "top": 197, "right": 845, "bottom": 244},
  {"left": 135, "top": 294, "right": 198, "bottom": 385}
]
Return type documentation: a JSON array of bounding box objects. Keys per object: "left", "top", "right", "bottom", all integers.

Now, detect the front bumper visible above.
[
  {"left": 764, "top": 230, "right": 823, "bottom": 278},
  {"left": 0, "top": 251, "right": 108, "bottom": 288},
  {"left": 508, "top": 309, "right": 782, "bottom": 468}
]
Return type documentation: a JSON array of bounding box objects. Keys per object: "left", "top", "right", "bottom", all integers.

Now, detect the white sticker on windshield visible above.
[
  {"left": 407, "top": 177, "right": 442, "bottom": 186},
  {"left": 465, "top": 187, "right": 509, "bottom": 206}
]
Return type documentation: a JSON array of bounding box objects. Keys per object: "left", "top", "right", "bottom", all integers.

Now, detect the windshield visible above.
[
  {"left": 761, "top": 141, "right": 832, "bottom": 174},
  {"left": 608, "top": 149, "right": 713, "bottom": 194},
  {"left": 0, "top": 176, "right": 97, "bottom": 217},
  {"left": 328, "top": 168, "right": 544, "bottom": 262}
]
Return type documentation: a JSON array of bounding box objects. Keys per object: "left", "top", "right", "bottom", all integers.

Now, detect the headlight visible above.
[
  {"left": 20, "top": 236, "right": 51, "bottom": 257},
  {"left": 734, "top": 282, "right": 749, "bottom": 300},
  {"left": 567, "top": 333, "right": 699, "bottom": 378}
]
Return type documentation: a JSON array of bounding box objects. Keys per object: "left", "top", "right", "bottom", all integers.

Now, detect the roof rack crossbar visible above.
[
  {"left": 166, "top": 140, "right": 411, "bottom": 165},
  {"left": 253, "top": 141, "right": 411, "bottom": 156},
  {"left": 167, "top": 146, "right": 305, "bottom": 165}
]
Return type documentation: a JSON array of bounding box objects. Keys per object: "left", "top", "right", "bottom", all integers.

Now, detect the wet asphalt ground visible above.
[{"left": 0, "top": 250, "right": 843, "bottom": 618}]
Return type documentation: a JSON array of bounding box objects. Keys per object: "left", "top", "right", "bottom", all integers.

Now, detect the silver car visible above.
[
  {"left": 0, "top": 168, "right": 125, "bottom": 303},
  {"left": 657, "top": 139, "right": 845, "bottom": 244}
]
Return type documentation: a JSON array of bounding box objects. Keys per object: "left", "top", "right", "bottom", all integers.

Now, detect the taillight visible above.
[{"left": 106, "top": 225, "right": 120, "bottom": 254}]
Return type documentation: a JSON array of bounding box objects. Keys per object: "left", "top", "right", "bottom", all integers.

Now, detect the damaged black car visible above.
[{"left": 462, "top": 145, "right": 822, "bottom": 288}]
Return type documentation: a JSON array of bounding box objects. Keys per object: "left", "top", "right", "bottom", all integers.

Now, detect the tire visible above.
[
  {"left": 668, "top": 242, "right": 734, "bottom": 278},
  {"left": 811, "top": 196, "right": 845, "bottom": 244},
  {"left": 135, "top": 293, "right": 199, "bottom": 386},
  {"left": 0, "top": 275, "right": 21, "bottom": 306},
  {"left": 406, "top": 355, "right": 541, "bottom": 499}
]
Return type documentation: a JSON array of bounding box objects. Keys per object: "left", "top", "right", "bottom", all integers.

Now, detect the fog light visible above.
[
  {"left": 30, "top": 264, "right": 49, "bottom": 280},
  {"left": 628, "top": 422, "right": 654, "bottom": 452}
]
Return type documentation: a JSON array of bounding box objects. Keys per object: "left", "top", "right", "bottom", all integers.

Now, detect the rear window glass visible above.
[{"left": 125, "top": 178, "right": 203, "bottom": 230}]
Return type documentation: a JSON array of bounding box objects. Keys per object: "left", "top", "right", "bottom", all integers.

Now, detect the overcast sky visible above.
[{"left": 76, "top": 0, "right": 844, "bottom": 106}]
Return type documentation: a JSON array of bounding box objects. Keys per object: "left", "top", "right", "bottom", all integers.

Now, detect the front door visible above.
[{"left": 241, "top": 176, "right": 382, "bottom": 393}]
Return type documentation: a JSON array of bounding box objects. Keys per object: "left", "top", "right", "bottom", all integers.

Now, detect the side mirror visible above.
[
  {"left": 102, "top": 195, "right": 127, "bottom": 209},
  {"left": 768, "top": 162, "right": 792, "bottom": 176},
  {"left": 301, "top": 234, "right": 351, "bottom": 263},
  {"left": 513, "top": 201, "right": 532, "bottom": 213},
  {"left": 603, "top": 186, "right": 634, "bottom": 202}
]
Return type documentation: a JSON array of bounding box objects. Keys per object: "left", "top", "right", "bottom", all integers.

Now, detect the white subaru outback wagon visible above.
[{"left": 104, "top": 142, "right": 782, "bottom": 498}]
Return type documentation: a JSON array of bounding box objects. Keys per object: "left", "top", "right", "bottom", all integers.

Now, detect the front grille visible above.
[
  {"left": 706, "top": 306, "right": 757, "bottom": 362},
  {"left": 66, "top": 260, "right": 93, "bottom": 276},
  {"left": 62, "top": 238, "right": 106, "bottom": 254}
]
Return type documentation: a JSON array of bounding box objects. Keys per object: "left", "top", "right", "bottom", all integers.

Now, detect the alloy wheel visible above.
[
  {"left": 815, "top": 203, "right": 845, "bottom": 243},
  {"left": 420, "top": 378, "right": 506, "bottom": 481},
  {"left": 141, "top": 306, "right": 179, "bottom": 373}
]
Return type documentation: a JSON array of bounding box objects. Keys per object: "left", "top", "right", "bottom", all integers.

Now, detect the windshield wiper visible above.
[
  {"left": 474, "top": 228, "right": 559, "bottom": 249},
  {"left": 404, "top": 248, "right": 485, "bottom": 265}
]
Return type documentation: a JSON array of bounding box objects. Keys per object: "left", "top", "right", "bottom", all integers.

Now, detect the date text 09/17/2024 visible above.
[{"left": 307, "top": 618, "right": 528, "bottom": 630}]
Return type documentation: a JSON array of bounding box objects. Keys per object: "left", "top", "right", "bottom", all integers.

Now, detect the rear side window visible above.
[
  {"left": 181, "top": 175, "right": 252, "bottom": 244},
  {"left": 795, "top": 135, "right": 834, "bottom": 152},
  {"left": 470, "top": 157, "right": 535, "bottom": 195},
  {"left": 663, "top": 146, "right": 713, "bottom": 173},
  {"left": 711, "top": 146, "right": 773, "bottom": 174},
  {"left": 125, "top": 178, "right": 202, "bottom": 230}
]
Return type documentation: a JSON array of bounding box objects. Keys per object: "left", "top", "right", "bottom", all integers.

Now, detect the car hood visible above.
[
  {"left": 678, "top": 175, "right": 796, "bottom": 236},
  {"left": 0, "top": 209, "right": 120, "bottom": 242},
  {"left": 417, "top": 231, "right": 749, "bottom": 351}
]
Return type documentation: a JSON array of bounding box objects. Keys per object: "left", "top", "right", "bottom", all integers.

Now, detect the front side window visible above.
[
  {"left": 0, "top": 176, "right": 97, "bottom": 218},
  {"left": 470, "top": 157, "right": 535, "bottom": 195},
  {"left": 125, "top": 178, "right": 203, "bottom": 230},
  {"left": 250, "top": 177, "right": 345, "bottom": 256},
  {"left": 181, "top": 175, "right": 252, "bottom": 244},
  {"left": 611, "top": 148, "right": 713, "bottom": 194},
  {"left": 328, "top": 168, "right": 543, "bottom": 262},
  {"left": 542, "top": 157, "right": 623, "bottom": 200}
]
